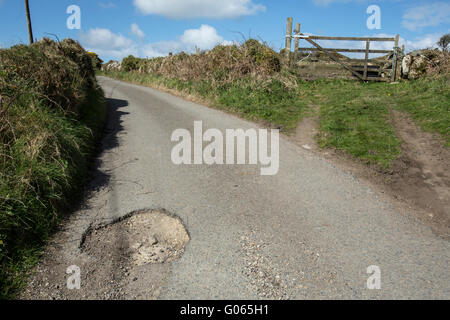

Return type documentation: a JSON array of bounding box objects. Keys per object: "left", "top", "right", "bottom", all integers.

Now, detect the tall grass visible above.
[{"left": 0, "top": 39, "right": 106, "bottom": 298}]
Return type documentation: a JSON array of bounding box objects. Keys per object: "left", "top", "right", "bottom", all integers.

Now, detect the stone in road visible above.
[{"left": 22, "top": 77, "right": 449, "bottom": 300}]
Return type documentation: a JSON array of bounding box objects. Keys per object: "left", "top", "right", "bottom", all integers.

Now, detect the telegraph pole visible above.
[{"left": 24, "top": 0, "right": 34, "bottom": 44}]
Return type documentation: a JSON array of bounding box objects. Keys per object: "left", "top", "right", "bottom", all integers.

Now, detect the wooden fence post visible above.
[
  {"left": 285, "top": 17, "right": 293, "bottom": 60},
  {"left": 294, "top": 23, "right": 301, "bottom": 63},
  {"left": 392, "top": 34, "right": 400, "bottom": 81},
  {"left": 363, "top": 40, "right": 370, "bottom": 80}
]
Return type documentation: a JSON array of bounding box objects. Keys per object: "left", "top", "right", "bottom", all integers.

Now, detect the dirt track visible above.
[{"left": 293, "top": 109, "right": 450, "bottom": 238}]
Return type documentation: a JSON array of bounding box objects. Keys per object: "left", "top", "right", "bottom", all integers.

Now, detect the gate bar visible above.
[{"left": 303, "top": 37, "right": 365, "bottom": 81}]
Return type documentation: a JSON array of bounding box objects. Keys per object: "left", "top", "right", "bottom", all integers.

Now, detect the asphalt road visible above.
[{"left": 23, "top": 76, "right": 450, "bottom": 299}]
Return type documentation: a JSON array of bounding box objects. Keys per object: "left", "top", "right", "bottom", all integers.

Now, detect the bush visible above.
[
  {"left": 122, "top": 55, "right": 141, "bottom": 72},
  {"left": 243, "top": 39, "right": 281, "bottom": 73},
  {"left": 1, "top": 38, "right": 97, "bottom": 114},
  {"left": 120, "top": 39, "right": 284, "bottom": 83},
  {"left": 87, "top": 51, "right": 103, "bottom": 70}
]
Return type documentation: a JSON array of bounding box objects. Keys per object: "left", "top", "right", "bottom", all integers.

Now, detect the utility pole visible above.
[{"left": 24, "top": 0, "right": 34, "bottom": 44}]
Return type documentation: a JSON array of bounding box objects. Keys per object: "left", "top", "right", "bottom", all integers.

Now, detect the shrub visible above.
[
  {"left": 122, "top": 55, "right": 141, "bottom": 72},
  {"left": 243, "top": 39, "right": 281, "bottom": 73},
  {"left": 1, "top": 38, "right": 97, "bottom": 114},
  {"left": 120, "top": 39, "right": 284, "bottom": 83},
  {"left": 87, "top": 51, "right": 103, "bottom": 70}
]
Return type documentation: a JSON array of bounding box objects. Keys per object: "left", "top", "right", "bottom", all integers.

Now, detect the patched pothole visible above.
[
  {"left": 81, "top": 209, "right": 190, "bottom": 266},
  {"left": 127, "top": 211, "right": 190, "bottom": 265}
]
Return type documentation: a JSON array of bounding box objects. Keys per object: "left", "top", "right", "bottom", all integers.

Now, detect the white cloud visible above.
[
  {"left": 402, "top": 2, "right": 450, "bottom": 31},
  {"left": 403, "top": 33, "right": 445, "bottom": 51},
  {"left": 312, "top": 0, "right": 365, "bottom": 6},
  {"left": 79, "top": 28, "right": 138, "bottom": 60},
  {"left": 181, "top": 25, "right": 225, "bottom": 50},
  {"left": 79, "top": 25, "right": 232, "bottom": 60},
  {"left": 142, "top": 25, "right": 232, "bottom": 58},
  {"left": 130, "top": 23, "right": 146, "bottom": 40},
  {"left": 133, "top": 0, "right": 265, "bottom": 19}
]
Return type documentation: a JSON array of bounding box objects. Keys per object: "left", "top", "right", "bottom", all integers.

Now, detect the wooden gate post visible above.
[
  {"left": 392, "top": 34, "right": 400, "bottom": 81},
  {"left": 363, "top": 40, "right": 370, "bottom": 80},
  {"left": 294, "top": 23, "right": 301, "bottom": 63},
  {"left": 285, "top": 17, "right": 293, "bottom": 60}
]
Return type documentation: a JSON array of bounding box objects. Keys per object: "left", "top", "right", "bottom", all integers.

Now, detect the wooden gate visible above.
[{"left": 284, "top": 18, "right": 403, "bottom": 82}]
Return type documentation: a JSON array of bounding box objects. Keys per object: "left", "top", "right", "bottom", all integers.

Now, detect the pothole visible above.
[{"left": 81, "top": 209, "right": 190, "bottom": 266}]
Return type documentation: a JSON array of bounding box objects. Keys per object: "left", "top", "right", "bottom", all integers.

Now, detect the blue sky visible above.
[{"left": 0, "top": 0, "right": 449, "bottom": 61}]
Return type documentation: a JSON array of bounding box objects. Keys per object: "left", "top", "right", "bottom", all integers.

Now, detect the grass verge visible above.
[
  {"left": 307, "top": 76, "right": 449, "bottom": 167},
  {"left": 387, "top": 76, "right": 449, "bottom": 146},
  {"left": 99, "top": 70, "right": 308, "bottom": 131},
  {"left": 299, "top": 79, "right": 402, "bottom": 167},
  {"left": 0, "top": 39, "right": 106, "bottom": 299}
]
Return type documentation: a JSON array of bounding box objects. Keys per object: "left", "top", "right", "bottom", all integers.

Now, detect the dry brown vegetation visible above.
[
  {"left": 1, "top": 38, "right": 96, "bottom": 115},
  {"left": 420, "top": 49, "right": 450, "bottom": 77},
  {"left": 118, "top": 40, "right": 288, "bottom": 83}
]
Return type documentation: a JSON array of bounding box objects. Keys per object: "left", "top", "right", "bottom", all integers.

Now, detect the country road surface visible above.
[{"left": 22, "top": 76, "right": 449, "bottom": 300}]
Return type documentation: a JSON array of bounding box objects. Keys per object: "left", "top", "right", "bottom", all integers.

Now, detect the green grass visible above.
[
  {"left": 99, "top": 70, "right": 308, "bottom": 131},
  {"left": 0, "top": 39, "right": 107, "bottom": 299},
  {"left": 300, "top": 77, "right": 449, "bottom": 166},
  {"left": 100, "top": 70, "right": 449, "bottom": 168},
  {"left": 215, "top": 79, "right": 305, "bottom": 130},
  {"left": 0, "top": 87, "right": 106, "bottom": 299},
  {"left": 387, "top": 76, "right": 450, "bottom": 145},
  {"left": 296, "top": 79, "right": 402, "bottom": 167}
]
